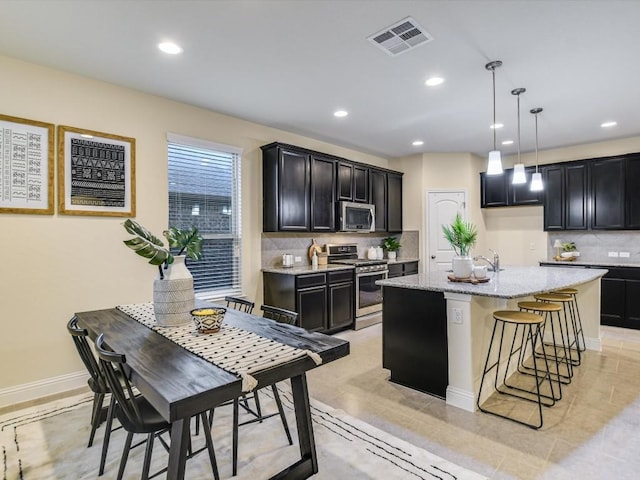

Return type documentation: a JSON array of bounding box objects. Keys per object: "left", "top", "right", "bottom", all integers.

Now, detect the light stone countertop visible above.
[
  {"left": 262, "top": 264, "right": 355, "bottom": 275},
  {"left": 377, "top": 265, "right": 608, "bottom": 299},
  {"left": 540, "top": 259, "right": 640, "bottom": 269}
]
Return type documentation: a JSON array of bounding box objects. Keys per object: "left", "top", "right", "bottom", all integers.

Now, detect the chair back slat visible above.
[
  {"left": 95, "top": 334, "right": 145, "bottom": 427},
  {"left": 260, "top": 305, "right": 298, "bottom": 326},
  {"left": 67, "top": 316, "right": 108, "bottom": 392},
  {"left": 225, "top": 296, "right": 255, "bottom": 314}
]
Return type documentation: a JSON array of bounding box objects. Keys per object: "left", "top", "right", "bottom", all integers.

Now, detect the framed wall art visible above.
[
  {"left": 58, "top": 125, "right": 136, "bottom": 216},
  {"left": 0, "top": 114, "right": 55, "bottom": 214}
]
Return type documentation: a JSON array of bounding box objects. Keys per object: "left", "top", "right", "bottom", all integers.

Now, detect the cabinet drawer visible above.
[
  {"left": 296, "top": 273, "right": 326, "bottom": 288},
  {"left": 404, "top": 261, "right": 418, "bottom": 275},
  {"left": 328, "top": 270, "right": 353, "bottom": 284},
  {"left": 387, "top": 263, "right": 403, "bottom": 278}
]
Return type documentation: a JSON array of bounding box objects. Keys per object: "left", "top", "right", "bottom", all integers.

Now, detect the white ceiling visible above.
[{"left": 1, "top": 0, "right": 639, "bottom": 159}]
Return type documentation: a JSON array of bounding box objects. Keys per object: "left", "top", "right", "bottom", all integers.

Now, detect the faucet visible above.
[{"left": 473, "top": 249, "right": 500, "bottom": 272}]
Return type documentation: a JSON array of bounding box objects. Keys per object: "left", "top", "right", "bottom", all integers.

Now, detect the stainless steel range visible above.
[{"left": 326, "top": 244, "right": 388, "bottom": 329}]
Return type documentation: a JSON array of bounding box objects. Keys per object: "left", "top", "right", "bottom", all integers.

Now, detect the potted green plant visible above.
[
  {"left": 381, "top": 236, "right": 401, "bottom": 260},
  {"left": 123, "top": 219, "right": 203, "bottom": 326},
  {"left": 442, "top": 213, "right": 478, "bottom": 278}
]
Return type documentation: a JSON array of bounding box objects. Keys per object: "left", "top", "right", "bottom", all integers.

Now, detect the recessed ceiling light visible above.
[
  {"left": 412, "top": 140, "right": 424, "bottom": 146},
  {"left": 490, "top": 123, "right": 504, "bottom": 129},
  {"left": 425, "top": 77, "right": 445, "bottom": 87},
  {"left": 158, "top": 41, "right": 183, "bottom": 55},
  {"left": 334, "top": 110, "right": 348, "bottom": 118},
  {"left": 502, "top": 140, "right": 514, "bottom": 145},
  {"left": 601, "top": 121, "right": 617, "bottom": 128}
]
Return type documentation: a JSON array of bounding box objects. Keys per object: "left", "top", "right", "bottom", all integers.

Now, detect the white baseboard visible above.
[
  {"left": 0, "top": 370, "right": 89, "bottom": 409},
  {"left": 585, "top": 335, "right": 602, "bottom": 352},
  {"left": 446, "top": 386, "right": 476, "bottom": 412}
]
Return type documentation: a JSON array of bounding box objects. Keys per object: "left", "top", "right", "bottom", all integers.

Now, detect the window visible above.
[{"left": 167, "top": 133, "right": 242, "bottom": 298}]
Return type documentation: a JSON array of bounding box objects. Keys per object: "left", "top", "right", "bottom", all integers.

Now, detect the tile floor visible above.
[{"left": 306, "top": 323, "right": 640, "bottom": 480}]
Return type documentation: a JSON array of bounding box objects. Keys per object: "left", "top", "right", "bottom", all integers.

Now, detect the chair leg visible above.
[
  {"left": 271, "top": 385, "right": 293, "bottom": 445},
  {"left": 99, "top": 395, "right": 116, "bottom": 476},
  {"left": 233, "top": 399, "right": 239, "bottom": 476},
  {"left": 253, "top": 390, "right": 263, "bottom": 422},
  {"left": 200, "top": 412, "right": 220, "bottom": 480},
  {"left": 88, "top": 392, "right": 105, "bottom": 447},
  {"left": 117, "top": 432, "right": 134, "bottom": 480},
  {"left": 141, "top": 433, "right": 154, "bottom": 480}
]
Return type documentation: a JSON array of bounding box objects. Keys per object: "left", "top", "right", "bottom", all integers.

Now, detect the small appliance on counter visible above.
[{"left": 282, "top": 253, "right": 294, "bottom": 268}]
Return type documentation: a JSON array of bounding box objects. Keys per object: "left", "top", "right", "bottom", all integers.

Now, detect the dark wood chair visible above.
[
  {"left": 224, "top": 296, "right": 255, "bottom": 314},
  {"left": 95, "top": 333, "right": 219, "bottom": 480},
  {"left": 228, "top": 305, "right": 298, "bottom": 475},
  {"left": 67, "top": 316, "right": 116, "bottom": 475}
]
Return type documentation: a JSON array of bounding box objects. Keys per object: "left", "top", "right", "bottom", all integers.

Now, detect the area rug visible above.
[{"left": 1, "top": 386, "right": 486, "bottom": 480}]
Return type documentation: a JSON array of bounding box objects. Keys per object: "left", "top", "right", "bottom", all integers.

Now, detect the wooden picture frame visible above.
[
  {"left": 58, "top": 125, "right": 136, "bottom": 216},
  {"left": 0, "top": 114, "right": 55, "bottom": 214}
]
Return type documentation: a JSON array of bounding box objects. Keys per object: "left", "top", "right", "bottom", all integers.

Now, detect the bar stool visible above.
[
  {"left": 477, "top": 310, "right": 555, "bottom": 429},
  {"left": 552, "top": 287, "right": 586, "bottom": 352},
  {"left": 518, "top": 301, "right": 572, "bottom": 397},
  {"left": 535, "top": 292, "right": 581, "bottom": 366}
]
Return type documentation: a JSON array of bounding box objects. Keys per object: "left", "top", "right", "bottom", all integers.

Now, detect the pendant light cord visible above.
[
  {"left": 492, "top": 68, "right": 497, "bottom": 151},
  {"left": 517, "top": 94, "right": 521, "bottom": 162},
  {"left": 534, "top": 112, "right": 539, "bottom": 173}
]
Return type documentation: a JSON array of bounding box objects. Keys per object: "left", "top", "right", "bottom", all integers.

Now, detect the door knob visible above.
[{"left": 431, "top": 255, "right": 436, "bottom": 259}]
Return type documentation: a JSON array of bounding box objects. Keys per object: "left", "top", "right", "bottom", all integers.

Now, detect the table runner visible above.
[{"left": 116, "top": 303, "right": 322, "bottom": 392}]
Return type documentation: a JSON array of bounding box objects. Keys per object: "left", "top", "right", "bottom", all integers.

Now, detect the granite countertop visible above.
[
  {"left": 540, "top": 258, "right": 640, "bottom": 268},
  {"left": 377, "top": 265, "right": 608, "bottom": 299},
  {"left": 262, "top": 264, "right": 355, "bottom": 275}
]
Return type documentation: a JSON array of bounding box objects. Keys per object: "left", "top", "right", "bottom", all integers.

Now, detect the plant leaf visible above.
[{"left": 122, "top": 219, "right": 173, "bottom": 266}]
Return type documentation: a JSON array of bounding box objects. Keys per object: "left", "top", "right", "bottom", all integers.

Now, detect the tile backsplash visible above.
[
  {"left": 262, "top": 231, "right": 419, "bottom": 268},
  {"left": 548, "top": 231, "right": 640, "bottom": 263}
]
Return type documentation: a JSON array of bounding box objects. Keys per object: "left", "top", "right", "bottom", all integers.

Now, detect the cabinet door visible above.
[
  {"left": 387, "top": 173, "right": 403, "bottom": 233},
  {"left": 310, "top": 155, "right": 336, "bottom": 231},
  {"left": 601, "top": 277, "right": 625, "bottom": 327},
  {"left": 480, "top": 172, "right": 508, "bottom": 207},
  {"left": 625, "top": 279, "right": 640, "bottom": 330},
  {"left": 510, "top": 167, "right": 542, "bottom": 205},
  {"left": 336, "top": 162, "right": 354, "bottom": 201},
  {"left": 626, "top": 155, "right": 640, "bottom": 229},
  {"left": 565, "top": 162, "right": 588, "bottom": 230},
  {"left": 387, "top": 263, "right": 403, "bottom": 278},
  {"left": 353, "top": 165, "right": 369, "bottom": 203},
  {"left": 591, "top": 157, "right": 625, "bottom": 229},
  {"left": 328, "top": 281, "right": 354, "bottom": 330},
  {"left": 403, "top": 261, "right": 419, "bottom": 275},
  {"left": 543, "top": 165, "right": 565, "bottom": 230},
  {"left": 369, "top": 169, "right": 387, "bottom": 232},
  {"left": 278, "top": 148, "right": 310, "bottom": 231},
  {"left": 296, "top": 286, "right": 327, "bottom": 332}
]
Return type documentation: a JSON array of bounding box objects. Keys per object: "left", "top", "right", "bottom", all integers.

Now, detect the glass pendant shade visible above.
[
  {"left": 487, "top": 150, "right": 503, "bottom": 175},
  {"left": 512, "top": 163, "right": 526, "bottom": 184},
  {"left": 530, "top": 172, "right": 544, "bottom": 191}
]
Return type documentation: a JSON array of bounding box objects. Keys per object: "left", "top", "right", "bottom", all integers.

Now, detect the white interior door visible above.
[{"left": 427, "top": 191, "right": 467, "bottom": 272}]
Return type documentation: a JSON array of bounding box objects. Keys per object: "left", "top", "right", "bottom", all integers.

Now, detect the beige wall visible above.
[{"left": 0, "top": 55, "right": 388, "bottom": 392}]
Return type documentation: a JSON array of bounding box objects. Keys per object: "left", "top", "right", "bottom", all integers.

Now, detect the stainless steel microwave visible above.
[{"left": 339, "top": 201, "right": 375, "bottom": 232}]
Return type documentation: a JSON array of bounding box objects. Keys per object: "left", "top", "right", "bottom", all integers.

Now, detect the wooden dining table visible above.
[{"left": 75, "top": 302, "right": 350, "bottom": 479}]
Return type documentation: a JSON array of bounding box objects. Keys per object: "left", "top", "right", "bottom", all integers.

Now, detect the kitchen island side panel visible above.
[{"left": 382, "top": 286, "right": 448, "bottom": 398}]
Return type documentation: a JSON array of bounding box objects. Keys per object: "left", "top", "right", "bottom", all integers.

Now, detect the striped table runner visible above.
[{"left": 116, "top": 303, "right": 322, "bottom": 392}]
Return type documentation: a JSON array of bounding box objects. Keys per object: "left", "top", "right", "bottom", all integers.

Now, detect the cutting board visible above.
[
  {"left": 308, "top": 239, "right": 322, "bottom": 261},
  {"left": 447, "top": 274, "right": 490, "bottom": 284}
]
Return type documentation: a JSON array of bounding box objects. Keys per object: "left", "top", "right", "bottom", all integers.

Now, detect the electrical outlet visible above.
[
  {"left": 294, "top": 256, "right": 302, "bottom": 263},
  {"left": 620, "top": 252, "right": 630, "bottom": 258},
  {"left": 452, "top": 308, "right": 463, "bottom": 325},
  {"left": 608, "top": 251, "right": 619, "bottom": 257}
]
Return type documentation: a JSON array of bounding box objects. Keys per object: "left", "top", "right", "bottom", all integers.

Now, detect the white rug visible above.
[{"left": 1, "top": 387, "right": 486, "bottom": 480}]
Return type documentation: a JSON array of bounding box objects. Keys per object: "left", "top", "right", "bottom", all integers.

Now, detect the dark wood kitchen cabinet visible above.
[
  {"left": 591, "top": 156, "right": 625, "bottom": 229},
  {"left": 543, "top": 162, "right": 588, "bottom": 231},
  {"left": 626, "top": 155, "right": 640, "bottom": 228},
  {"left": 387, "top": 260, "right": 418, "bottom": 278},
  {"left": 310, "top": 154, "right": 336, "bottom": 231},
  {"left": 263, "top": 269, "right": 354, "bottom": 333},
  {"left": 369, "top": 168, "right": 388, "bottom": 232},
  {"left": 387, "top": 172, "right": 403, "bottom": 233},
  {"left": 480, "top": 167, "right": 542, "bottom": 208},
  {"left": 337, "top": 161, "right": 369, "bottom": 203},
  {"left": 600, "top": 267, "right": 640, "bottom": 330}
]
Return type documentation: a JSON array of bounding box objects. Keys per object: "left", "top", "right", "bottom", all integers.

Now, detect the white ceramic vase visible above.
[
  {"left": 452, "top": 256, "right": 473, "bottom": 279},
  {"left": 153, "top": 255, "right": 195, "bottom": 327},
  {"left": 387, "top": 251, "right": 397, "bottom": 261}
]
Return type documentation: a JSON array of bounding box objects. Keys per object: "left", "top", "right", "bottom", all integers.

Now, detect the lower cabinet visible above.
[
  {"left": 387, "top": 260, "right": 418, "bottom": 278},
  {"left": 263, "top": 269, "right": 354, "bottom": 333}
]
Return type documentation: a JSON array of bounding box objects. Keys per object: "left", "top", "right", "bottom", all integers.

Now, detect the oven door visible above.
[{"left": 355, "top": 269, "right": 388, "bottom": 317}]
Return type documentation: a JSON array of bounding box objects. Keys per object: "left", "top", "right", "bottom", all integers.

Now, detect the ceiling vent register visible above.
[{"left": 368, "top": 17, "right": 433, "bottom": 56}]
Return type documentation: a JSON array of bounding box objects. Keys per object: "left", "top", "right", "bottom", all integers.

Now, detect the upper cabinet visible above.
[
  {"left": 590, "top": 156, "right": 625, "bottom": 229},
  {"left": 480, "top": 167, "right": 542, "bottom": 208},
  {"left": 543, "top": 162, "right": 588, "bottom": 231},
  {"left": 262, "top": 142, "right": 402, "bottom": 233}
]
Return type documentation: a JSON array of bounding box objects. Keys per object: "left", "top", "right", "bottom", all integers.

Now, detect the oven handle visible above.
[{"left": 357, "top": 270, "right": 389, "bottom": 278}]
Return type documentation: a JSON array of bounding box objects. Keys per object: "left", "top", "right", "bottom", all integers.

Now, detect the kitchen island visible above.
[{"left": 377, "top": 266, "right": 608, "bottom": 412}]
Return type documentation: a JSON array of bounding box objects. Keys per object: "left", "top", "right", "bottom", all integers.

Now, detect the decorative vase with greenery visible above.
[
  {"left": 123, "top": 219, "right": 203, "bottom": 326},
  {"left": 381, "top": 236, "right": 401, "bottom": 260},
  {"left": 442, "top": 213, "right": 478, "bottom": 278}
]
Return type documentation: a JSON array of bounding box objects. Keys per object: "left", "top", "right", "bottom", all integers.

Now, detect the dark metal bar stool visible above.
[
  {"left": 477, "top": 310, "right": 554, "bottom": 429},
  {"left": 535, "top": 292, "right": 581, "bottom": 366},
  {"left": 518, "top": 301, "right": 572, "bottom": 398},
  {"left": 552, "top": 287, "right": 586, "bottom": 352}
]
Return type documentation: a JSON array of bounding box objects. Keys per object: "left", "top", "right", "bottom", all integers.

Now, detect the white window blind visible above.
[{"left": 167, "top": 135, "right": 242, "bottom": 297}]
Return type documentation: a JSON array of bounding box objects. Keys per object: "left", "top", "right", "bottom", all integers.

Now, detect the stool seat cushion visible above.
[
  {"left": 553, "top": 288, "right": 578, "bottom": 295},
  {"left": 493, "top": 310, "right": 544, "bottom": 325},
  {"left": 535, "top": 293, "right": 572, "bottom": 302},
  {"left": 518, "top": 301, "right": 562, "bottom": 312}
]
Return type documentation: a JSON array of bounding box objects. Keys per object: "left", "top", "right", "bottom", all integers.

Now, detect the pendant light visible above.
[
  {"left": 530, "top": 107, "right": 544, "bottom": 191},
  {"left": 511, "top": 87, "right": 526, "bottom": 184},
  {"left": 486, "top": 60, "right": 503, "bottom": 175}
]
